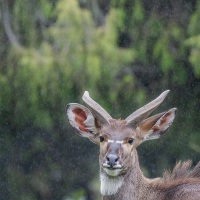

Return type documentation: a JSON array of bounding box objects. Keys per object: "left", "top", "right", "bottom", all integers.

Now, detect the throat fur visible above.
[{"left": 100, "top": 173, "right": 124, "bottom": 196}]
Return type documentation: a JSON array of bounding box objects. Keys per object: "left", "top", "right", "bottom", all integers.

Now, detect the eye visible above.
[
  {"left": 99, "top": 136, "right": 105, "bottom": 142},
  {"left": 128, "top": 138, "right": 134, "bottom": 144}
]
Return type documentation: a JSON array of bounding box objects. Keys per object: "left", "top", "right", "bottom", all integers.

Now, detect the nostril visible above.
[
  {"left": 106, "top": 156, "right": 110, "bottom": 162},
  {"left": 115, "top": 157, "right": 119, "bottom": 162}
]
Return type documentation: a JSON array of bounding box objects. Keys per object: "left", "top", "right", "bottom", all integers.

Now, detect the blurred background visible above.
[{"left": 0, "top": 0, "right": 200, "bottom": 199}]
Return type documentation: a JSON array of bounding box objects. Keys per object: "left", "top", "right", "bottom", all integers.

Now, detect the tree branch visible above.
[
  {"left": 1, "top": 0, "right": 22, "bottom": 49},
  {"left": 89, "top": 0, "right": 105, "bottom": 26}
]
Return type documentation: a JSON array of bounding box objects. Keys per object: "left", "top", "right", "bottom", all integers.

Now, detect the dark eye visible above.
[
  {"left": 99, "top": 136, "right": 105, "bottom": 142},
  {"left": 128, "top": 138, "right": 134, "bottom": 144}
]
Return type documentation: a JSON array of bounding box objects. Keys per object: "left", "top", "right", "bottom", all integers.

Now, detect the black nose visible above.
[{"left": 106, "top": 154, "right": 119, "bottom": 166}]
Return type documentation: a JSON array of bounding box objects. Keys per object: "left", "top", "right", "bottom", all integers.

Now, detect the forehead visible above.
[{"left": 101, "top": 119, "right": 135, "bottom": 140}]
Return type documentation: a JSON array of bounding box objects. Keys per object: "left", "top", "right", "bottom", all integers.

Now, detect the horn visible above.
[
  {"left": 125, "top": 90, "right": 170, "bottom": 127},
  {"left": 82, "top": 91, "right": 112, "bottom": 125}
]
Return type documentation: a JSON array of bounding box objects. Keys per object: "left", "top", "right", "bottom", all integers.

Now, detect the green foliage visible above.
[
  {"left": 188, "top": 1, "right": 200, "bottom": 36},
  {"left": 67, "top": 189, "right": 86, "bottom": 200},
  {"left": 186, "top": 35, "right": 200, "bottom": 77},
  {"left": 132, "top": 0, "right": 144, "bottom": 23},
  {"left": 153, "top": 31, "right": 173, "bottom": 72},
  {"left": 1, "top": 0, "right": 200, "bottom": 199},
  {"left": 186, "top": 1, "right": 200, "bottom": 78},
  {"left": 40, "top": 0, "right": 53, "bottom": 18}
]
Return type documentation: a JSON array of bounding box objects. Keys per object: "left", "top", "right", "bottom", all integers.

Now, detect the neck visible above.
[{"left": 100, "top": 151, "right": 148, "bottom": 200}]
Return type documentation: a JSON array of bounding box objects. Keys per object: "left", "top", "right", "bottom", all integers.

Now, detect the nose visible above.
[{"left": 106, "top": 154, "right": 119, "bottom": 167}]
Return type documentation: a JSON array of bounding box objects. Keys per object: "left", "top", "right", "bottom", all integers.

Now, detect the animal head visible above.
[{"left": 66, "top": 91, "right": 176, "bottom": 177}]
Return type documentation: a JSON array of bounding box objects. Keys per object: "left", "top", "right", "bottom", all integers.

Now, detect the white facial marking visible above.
[
  {"left": 100, "top": 173, "right": 124, "bottom": 196},
  {"left": 107, "top": 140, "right": 123, "bottom": 144},
  {"left": 116, "top": 140, "right": 123, "bottom": 144}
]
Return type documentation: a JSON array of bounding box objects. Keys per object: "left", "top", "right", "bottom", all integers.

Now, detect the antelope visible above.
[{"left": 66, "top": 90, "right": 200, "bottom": 200}]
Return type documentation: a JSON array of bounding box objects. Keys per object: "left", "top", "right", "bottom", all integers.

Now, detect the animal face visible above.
[{"left": 66, "top": 91, "right": 176, "bottom": 177}]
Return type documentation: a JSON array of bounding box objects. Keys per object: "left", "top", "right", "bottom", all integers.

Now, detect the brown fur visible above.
[
  {"left": 102, "top": 152, "right": 200, "bottom": 200},
  {"left": 99, "top": 119, "right": 200, "bottom": 200},
  {"left": 66, "top": 95, "right": 199, "bottom": 200},
  {"left": 162, "top": 160, "right": 200, "bottom": 181},
  {"left": 153, "top": 160, "right": 200, "bottom": 190}
]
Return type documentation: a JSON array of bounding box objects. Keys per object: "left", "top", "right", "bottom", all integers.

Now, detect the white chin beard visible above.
[{"left": 100, "top": 171, "right": 124, "bottom": 196}]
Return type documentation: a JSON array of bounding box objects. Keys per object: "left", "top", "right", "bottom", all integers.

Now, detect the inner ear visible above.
[
  {"left": 72, "top": 107, "right": 89, "bottom": 132},
  {"left": 66, "top": 103, "right": 99, "bottom": 137},
  {"left": 137, "top": 108, "right": 176, "bottom": 141},
  {"left": 138, "top": 112, "right": 165, "bottom": 132},
  {"left": 66, "top": 103, "right": 102, "bottom": 145}
]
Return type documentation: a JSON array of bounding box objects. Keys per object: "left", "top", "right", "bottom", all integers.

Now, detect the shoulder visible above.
[{"left": 150, "top": 161, "right": 200, "bottom": 198}]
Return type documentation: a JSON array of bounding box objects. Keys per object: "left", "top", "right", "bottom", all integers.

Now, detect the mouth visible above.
[
  {"left": 102, "top": 163, "right": 122, "bottom": 170},
  {"left": 102, "top": 163, "right": 122, "bottom": 177}
]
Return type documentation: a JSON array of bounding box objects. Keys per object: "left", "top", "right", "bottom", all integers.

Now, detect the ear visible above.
[
  {"left": 66, "top": 103, "right": 100, "bottom": 145},
  {"left": 137, "top": 108, "right": 176, "bottom": 142}
]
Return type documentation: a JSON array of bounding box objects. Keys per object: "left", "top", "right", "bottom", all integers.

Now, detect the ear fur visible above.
[
  {"left": 137, "top": 108, "right": 176, "bottom": 142},
  {"left": 66, "top": 103, "right": 100, "bottom": 144}
]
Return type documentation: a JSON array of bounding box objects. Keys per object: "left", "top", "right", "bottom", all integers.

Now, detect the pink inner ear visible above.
[
  {"left": 151, "top": 112, "right": 171, "bottom": 132},
  {"left": 72, "top": 108, "right": 89, "bottom": 132},
  {"left": 158, "top": 111, "right": 171, "bottom": 126}
]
